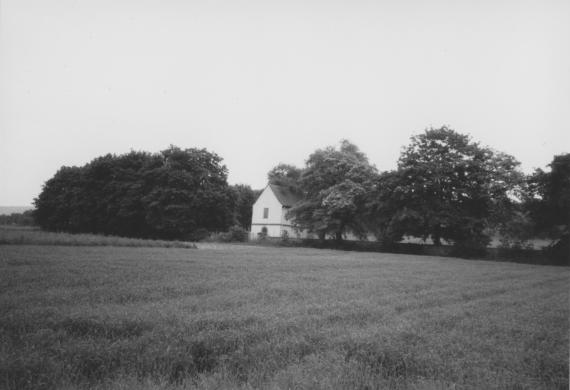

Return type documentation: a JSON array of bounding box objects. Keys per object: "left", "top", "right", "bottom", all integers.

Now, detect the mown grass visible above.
[
  {"left": 0, "top": 244, "right": 568, "bottom": 389},
  {"left": 0, "top": 226, "right": 197, "bottom": 248}
]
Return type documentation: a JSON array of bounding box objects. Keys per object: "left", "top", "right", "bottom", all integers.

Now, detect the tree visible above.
[
  {"left": 0, "top": 210, "right": 36, "bottom": 226},
  {"left": 288, "top": 140, "right": 377, "bottom": 241},
  {"left": 370, "top": 127, "right": 523, "bottom": 248},
  {"left": 363, "top": 170, "right": 407, "bottom": 244},
  {"left": 523, "top": 154, "right": 570, "bottom": 263},
  {"left": 230, "top": 184, "right": 257, "bottom": 230},
  {"left": 141, "top": 146, "right": 234, "bottom": 239},
  {"left": 525, "top": 153, "right": 570, "bottom": 237},
  {"left": 267, "top": 163, "right": 302, "bottom": 190},
  {"left": 548, "top": 154, "right": 570, "bottom": 227},
  {"left": 34, "top": 166, "right": 86, "bottom": 232},
  {"left": 34, "top": 146, "right": 235, "bottom": 240}
]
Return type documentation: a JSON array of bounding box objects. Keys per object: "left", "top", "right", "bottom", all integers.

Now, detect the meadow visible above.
[
  {"left": 0, "top": 243, "right": 568, "bottom": 389},
  {"left": 0, "top": 226, "right": 197, "bottom": 249}
]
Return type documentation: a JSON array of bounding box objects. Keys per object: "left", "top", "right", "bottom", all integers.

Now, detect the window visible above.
[{"left": 263, "top": 208, "right": 269, "bottom": 219}]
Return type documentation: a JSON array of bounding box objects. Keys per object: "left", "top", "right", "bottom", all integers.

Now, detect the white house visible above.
[{"left": 250, "top": 184, "right": 304, "bottom": 239}]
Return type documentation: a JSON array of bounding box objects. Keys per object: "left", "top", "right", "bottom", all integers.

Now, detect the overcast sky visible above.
[{"left": 1, "top": 0, "right": 569, "bottom": 206}]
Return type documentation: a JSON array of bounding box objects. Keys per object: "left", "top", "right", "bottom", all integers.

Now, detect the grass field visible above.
[
  {"left": 0, "top": 244, "right": 568, "bottom": 389},
  {"left": 0, "top": 226, "right": 197, "bottom": 249}
]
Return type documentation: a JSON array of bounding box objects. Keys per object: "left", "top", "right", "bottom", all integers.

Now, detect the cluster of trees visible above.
[
  {"left": 0, "top": 210, "right": 35, "bottom": 226},
  {"left": 34, "top": 146, "right": 257, "bottom": 240},
  {"left": 32, "top": 127, "right": 567, "bottom": 249},
  {"left": 270, "top": 127, "right": 569, "bottom": 249}
]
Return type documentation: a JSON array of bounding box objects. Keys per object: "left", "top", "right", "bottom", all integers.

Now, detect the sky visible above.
[{"left": 1, "top": 0, "right": 569, "bottom": 206}]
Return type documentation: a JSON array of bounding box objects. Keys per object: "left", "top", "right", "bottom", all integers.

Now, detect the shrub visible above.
[
  {"left": 544, "top": 233, "right": 570, "bottom": 266},
  {"left": 0, "top": 210, "right": 36, "bottom": 226},
  {"left": 187, "top": 228, "right": 210, "bottom": 242},
  {"left": 227, "top": 226, "right": 248, "bottom": 242},
  {"left": 497, "top": 211, "right": 535, "bottom": 250},
  {"left": 257, "top": 227, "right": 268, "bottom": 240},
  {"left": 208, "top": 226, "right": 249, "bottom": 243}
]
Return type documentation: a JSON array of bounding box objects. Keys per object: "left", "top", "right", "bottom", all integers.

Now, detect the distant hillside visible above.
[{"left": 0, "top": 206, "right": 33, "bottom": 215}]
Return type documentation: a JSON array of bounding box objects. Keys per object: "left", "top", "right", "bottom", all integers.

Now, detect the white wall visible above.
[
  {"left": 250, "top": 185, "right": 312, "bottom": 240},
  {"left": 251, "top": 185, "right": 284, "bottom": 238}
]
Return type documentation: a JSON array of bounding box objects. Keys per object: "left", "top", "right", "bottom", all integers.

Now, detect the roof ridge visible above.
[{"left": 268, "top": 183, "right": 303, "bottom": 207}]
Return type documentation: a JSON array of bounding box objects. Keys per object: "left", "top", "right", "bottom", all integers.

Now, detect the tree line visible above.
[
  {"left": 270, "top": 127, "right": 569, "bottom": 250},
  {"left": 34, "top": 146, "right": 257, "bottom": 240},
  {"left": 0, "top": 210, "right": 35, "bottom": 226},
  {"left": 32, "top": 127, "right": 568, "bottom": 249}
]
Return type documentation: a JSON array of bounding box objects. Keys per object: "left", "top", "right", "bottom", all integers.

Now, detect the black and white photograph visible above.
[{"left": 1, "top": 0, "right": 569, "bottom": 389}]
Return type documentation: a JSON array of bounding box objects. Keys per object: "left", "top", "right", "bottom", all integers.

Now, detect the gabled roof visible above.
[{"left": 268, "top": 184, "right": 303, "bottom": 207}]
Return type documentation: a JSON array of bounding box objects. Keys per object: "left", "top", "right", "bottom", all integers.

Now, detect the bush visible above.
[
  {"left": 187, "top": 228, "right": 210, "bottom": 242},
  {"left": 0, "top": 210, "right": 36, "bottom": 226},
  {"left": 497, "top": 211, "right": 535, "bottom": 250},
  {"left": 544, "top": 233, "right": 570, "bottom": 266},
  {"left": 257, "top": 228, "right": 268, "bottom": 240},
  {"left": 208, "top": 226, "right": 249, "bottom": 243},
  {"left": 227, "top": 226, "right": 248, "bottom": 242}
]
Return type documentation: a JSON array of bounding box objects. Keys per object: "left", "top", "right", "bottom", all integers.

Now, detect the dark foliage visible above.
[
  {"left": 366, "top": 127, "right": 524, "bottom": 249},
  {"left": 543, "top": 233, "right": 570, "bottom": 265},
  {"left": 0, "top": 210, "right": 36, "bottom": 226},
  {"left": 272, "top": 132, "right": 534, "bottom": 249},
  {"left": 267, "top": 163, "right": 303, "bottom": 191},
  {"left": 288, "top": 140, "right": 377, "bottom": 241},
  {"left": 525, "top": 153, "right": 570, "bottom": 239},
  {"left": 257, "top": 238, "right": 566, "bottom": 265},
  {"left": 207, "top": 225, "right": 249, "bottom": 242},
  {"left": 34, "top": 146, "right": 235, "bottom": 240},
  {"left": 230, "top": 184, "right": 257, "bottom": 230}
]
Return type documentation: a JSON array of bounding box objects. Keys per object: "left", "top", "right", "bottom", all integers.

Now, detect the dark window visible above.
[{"left": 263, "top": 208, "right": 269, "bottom": 219}]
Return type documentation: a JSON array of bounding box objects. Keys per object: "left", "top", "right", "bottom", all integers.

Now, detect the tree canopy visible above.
[
  {"left": 288, "top": 140, "right": 377, "bottom": 241},
  {"left": 31, "top": 130, "right": 564, "bottom": 251},
  {"left": 267, "top": 163, "right": 303, "bottom": 190},
  {"left": 367, "top": 127, "right": 524, "bottom": 248},
  {"left": 34, "top": 146, "right": 236, "bottom": 240},
  {"left": 525, "top": 153, "right": 570, "bottom": 236},
  {"left": 0, "top": 210, "right": 35, "bottom": 226},
  {"left": 230, "top": 184, "right": 258, "bottom": 230}
]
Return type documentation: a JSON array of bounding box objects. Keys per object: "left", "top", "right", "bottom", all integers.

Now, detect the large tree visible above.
[
  {"left": 362, "top": 170, "right": 407, "bottom": 244},
  {"left": 142, "top": 146, "right": 234, "bottom": 238},
  {"left": 370, "top": 127, "right": 523, "bottom": 248},
  {"left": 525, "top": 153, "right": 570, "bottom": 237},
  {"left": 230, "top": 184, "right": 257, "bottom": 230},
  {"left": 34, "top": 166, "right": 86, "bottom": 232},
  {"left": 34, "top": 146, "right": 235, "bottom": 240},
  {"left": 288, "top": 140, "right": 377, "bottom": 241}
]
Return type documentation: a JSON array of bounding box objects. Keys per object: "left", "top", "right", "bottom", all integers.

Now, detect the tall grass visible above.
[
  {"left": 0, "top": 245, "right": 568, "bottom": 389},
  {"left": 0, "top": 226, "right": 196, "bottom": 248}
]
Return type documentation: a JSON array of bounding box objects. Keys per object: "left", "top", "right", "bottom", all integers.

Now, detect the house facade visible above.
[{"left": 250, "top": 184, "right": 305, "bottom": 239}]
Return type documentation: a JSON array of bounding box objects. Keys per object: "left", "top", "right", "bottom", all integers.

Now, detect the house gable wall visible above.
[{"left": 251, "top": 186, "right": 285, "bottom": 238}]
